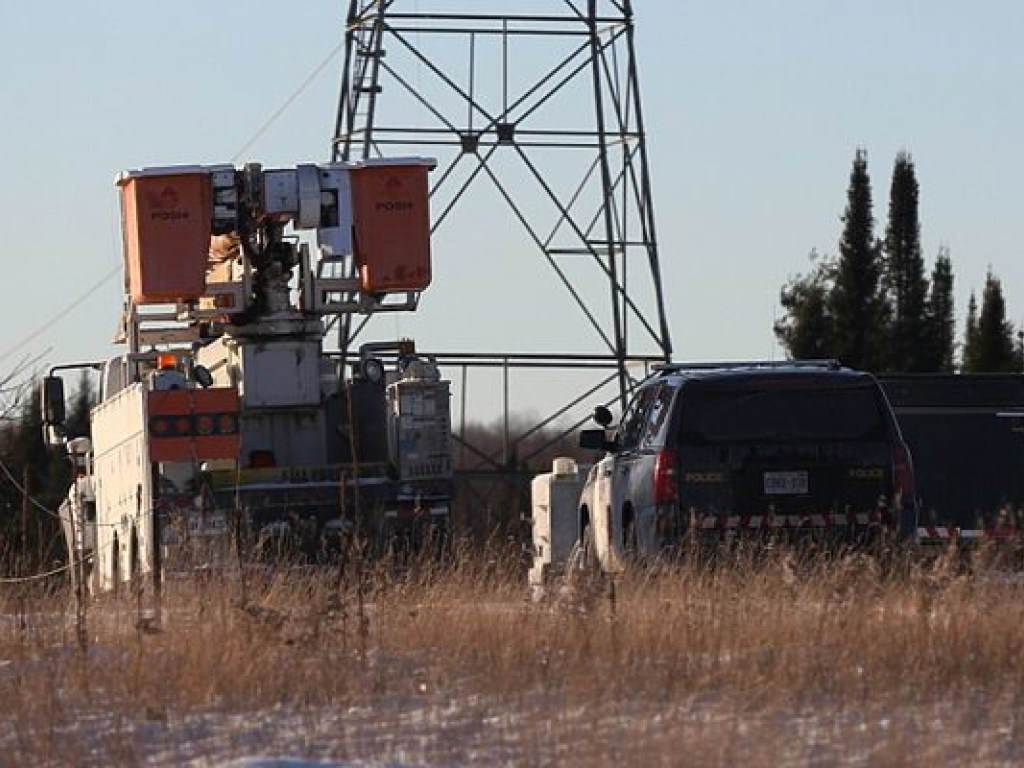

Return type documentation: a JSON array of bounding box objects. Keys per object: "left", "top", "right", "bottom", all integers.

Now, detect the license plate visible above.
[{"left": 763, "top": 470, "right": 808, "bottom": 495}]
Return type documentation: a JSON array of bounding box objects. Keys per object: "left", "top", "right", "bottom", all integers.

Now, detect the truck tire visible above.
[
  {"left": 577, "top": 521, "right": 605, "bottom": 582},
  {"left": 623, "top": 509, "right": 638, "bottom": 561}
]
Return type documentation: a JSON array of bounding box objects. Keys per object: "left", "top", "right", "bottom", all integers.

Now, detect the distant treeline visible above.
[
  {"left": 451, "top": 415, "right": 593, "bottom": 544},
  {"left": 0, "top": 371, "right": 92, "bottom": 576}
]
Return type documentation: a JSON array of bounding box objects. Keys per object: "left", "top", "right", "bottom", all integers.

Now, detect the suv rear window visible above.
[{"left": 677, "top": 376, "right": 889, "bottom": 444}]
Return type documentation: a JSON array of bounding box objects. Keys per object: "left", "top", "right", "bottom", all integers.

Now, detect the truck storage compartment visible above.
[{"left": 388, "top": 378, "right": 452, "bottom": 481}]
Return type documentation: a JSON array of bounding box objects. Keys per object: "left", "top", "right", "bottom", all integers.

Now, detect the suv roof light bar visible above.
[{"left": 652, "top": 359, "right": 842, "bottom": 373}]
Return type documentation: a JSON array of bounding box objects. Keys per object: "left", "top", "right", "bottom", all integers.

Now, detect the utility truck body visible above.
[{"left": 44, "top": 158, "right": 453, "bottom": 593}]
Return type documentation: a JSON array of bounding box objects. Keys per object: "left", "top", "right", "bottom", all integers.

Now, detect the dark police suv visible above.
[{"left": 577, "top": 360, "right": 917, "bottom": 567}]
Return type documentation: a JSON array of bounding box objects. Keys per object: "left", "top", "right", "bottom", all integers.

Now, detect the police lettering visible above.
[{"left": 375, "top": 200, "right": 413, "bottom": 212}]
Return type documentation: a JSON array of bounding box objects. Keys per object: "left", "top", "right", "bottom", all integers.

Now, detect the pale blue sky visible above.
[{"left": 2, "top": 2, "right": 1021, "bottom": 421}]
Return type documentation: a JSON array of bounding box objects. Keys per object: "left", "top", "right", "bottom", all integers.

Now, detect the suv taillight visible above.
[
  {"left": 891, "top": 441, "right": 915, "bottom": 503},
  {"left": 654, "top": 448, "right": 679, "bottom": 505}
]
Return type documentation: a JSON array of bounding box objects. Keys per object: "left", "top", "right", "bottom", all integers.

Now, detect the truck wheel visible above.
[
  {"left": 111, "top": 532, "right": 120, "bottom": 594},
  {"left": 579, "top": 522, "right": 600, "bottom": 575},
  {"left": 623, "top": 515, "right": 638, "bottom": 560}
]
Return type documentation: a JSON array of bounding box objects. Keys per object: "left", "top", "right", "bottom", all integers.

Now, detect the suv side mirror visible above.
[
  {"left": 593, "top": 406, "right": 614, "bottom": 427},
  {"left": 579, "top": 428, "right": 613, "bottom": 452}
]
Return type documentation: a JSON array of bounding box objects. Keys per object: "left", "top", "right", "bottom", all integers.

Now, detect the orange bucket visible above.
[
  {"left": 350, "top": 161, "right": 432, "bottom": 294},
  {"left": 118, "top": 169, "right": 212, "bottom": 303}
]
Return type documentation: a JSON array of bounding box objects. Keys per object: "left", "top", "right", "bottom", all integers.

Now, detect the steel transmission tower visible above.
[{"left": 331, "top": 1, "right": 671, "bottom": 416}]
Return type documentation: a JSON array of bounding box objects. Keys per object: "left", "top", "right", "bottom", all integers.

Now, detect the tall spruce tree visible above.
[
  {"left": 828, "top": 149, "right": 888, "bottom": 370},
  {"left": 924, "top": 248, "right": 955, "bottom": 372},
  {"left": 882, "top": 152, "right": 930, "bottom": 371},
  {"left": 963, "top": 292, "right": 979, "bottom": 371},
  {"left": 963, "top": 270, "right": 1019, "bottom": 372}
]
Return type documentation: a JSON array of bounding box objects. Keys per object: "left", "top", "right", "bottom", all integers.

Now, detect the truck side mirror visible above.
[{"left": 41, "top": 376, "right": 66, "bottom": 426}]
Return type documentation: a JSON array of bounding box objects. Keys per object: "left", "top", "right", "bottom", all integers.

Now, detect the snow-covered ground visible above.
[
  {"left": 2, "top": 668, "right": 1021, "bottom": 767},
  {"left": 4, "top": 567, "right": 1024, "bottom": 767}
]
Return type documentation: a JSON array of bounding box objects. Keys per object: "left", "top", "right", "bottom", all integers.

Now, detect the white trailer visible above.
[{"left": 528, "top": 458, "right": 589, "bottom": 597}]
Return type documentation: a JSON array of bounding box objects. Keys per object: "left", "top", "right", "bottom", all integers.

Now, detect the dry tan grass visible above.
[{"left": 2, "top": 544, "right": 1024, "bottom": 765}]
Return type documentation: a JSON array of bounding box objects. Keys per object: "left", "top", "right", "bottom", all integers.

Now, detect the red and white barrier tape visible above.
[
  {"left": 690, "top": 513, "right": 1023, "bottom": 542},
  {"left": 918, "top": 526, "right": 1016, "bottom": 542},
  {"left": 697, "top": 511, "right": 878, "bottom": 531}
]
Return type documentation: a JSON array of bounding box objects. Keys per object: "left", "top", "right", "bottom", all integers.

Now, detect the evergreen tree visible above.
[
  {"left": 65, "top": 370, "right": 95, "bottom": 439},
  {"left": 828, "top": 149, "right": 888, "bottom": 370},
  {"left": 962, "top": 292, "right": 979, "bottom": 371},
  {"left": 882, "top": 152, "right": 930, "bottom": 371},
  {"left": 924, "top": 247, "right": 955, "bottom": 372},
  {"left": 774, "top": 250, "right": 834, "bottom": 359},
  {"left": 774, "top": 148, "right": 1020, "bottom": 376},
  {"left": 0, "top": 417, "right": 16, "bottom": 566},
  {"left": 1, "top": 394, "right": 64, "bottom": 571},
  {"left": 964, "top": 270, "right": 1019, "bottom": 372}
]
